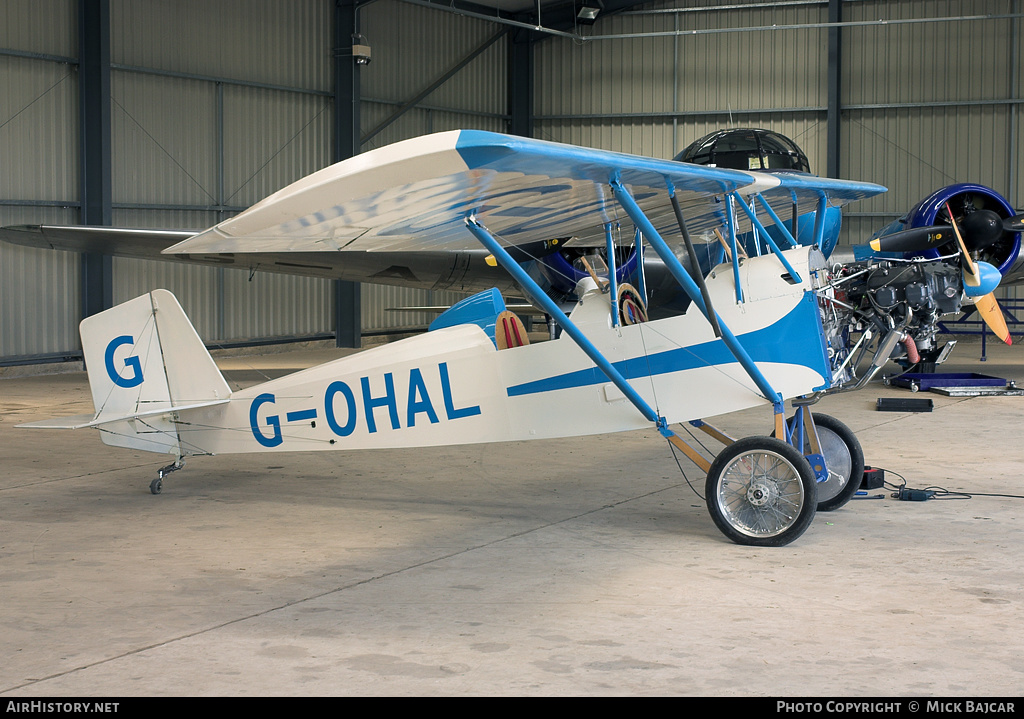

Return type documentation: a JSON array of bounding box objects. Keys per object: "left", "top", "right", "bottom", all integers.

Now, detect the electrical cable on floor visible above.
[
  {"left": 873, "top": 465, "right": 1024, "bottom": 501},
  {"left": 667, "top": 451, "right": 1024, "bottom": 505}
]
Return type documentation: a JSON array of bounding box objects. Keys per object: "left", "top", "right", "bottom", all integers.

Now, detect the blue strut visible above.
[
  {"left": 724, "top": 194, "right": 744, "bottom": 303},
  {"left": 811, "top": 194, "right": 828, "bottom": 249},
  {"left": 751, "top": 193, "right": 798, "bottom": 249},
  {"left": 633, "top": 227, "right": 648, "bottom": 305},
  {"left": 465, "top": 216, "right": 665, "bottom": 428},
  {"left": 733, "top": 192, "right": 803, "bottom": 284},
  {"left": 609, "top": 180, "right": 783, "bottom": 409}
]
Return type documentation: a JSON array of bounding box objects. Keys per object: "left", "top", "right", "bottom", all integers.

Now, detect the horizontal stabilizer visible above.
[
  {"left": 17, "top": 414, "right": 101, "bottom": 430},
  {"left": 17, "top": 399, "right": 230, "bottom": 430}
]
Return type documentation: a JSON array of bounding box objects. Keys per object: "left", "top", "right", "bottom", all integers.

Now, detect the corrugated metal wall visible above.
[
  {"left": 1, "top": 0, "right": 501, "bottom": 360},
  {"left": 359, "top": 0, "right": 508, "bottom": 151},
  {"left": 0, "top": 0, "right": 80, "bottom": 359},
  {"left": 536, "top": 2, "right": 830, "bottom": 167},
  {"left": 108, "top": 0, "right": 336, "bottom": 343},
  {"left": 840, "top": 0, "right": 1021, "bottom": 254},
  {"left": 537, "top": 0, "right": 1021, "bottom": 254},
  {"left": 3, "top": 0, "right": 1022, "bottom": 360}
]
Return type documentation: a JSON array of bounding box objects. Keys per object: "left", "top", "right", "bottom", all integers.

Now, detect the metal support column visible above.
[
  {"left": 826, "top": 0, "right": 842, "bottom": 179},
  {"left": 333, "top": 0, "right": 362, "bottom": 348},
  {"left": 507, "top": 28, "right": 534, "bottom": 137},
  {"left": 79, "top": 0, "right": 113, "bottom": 319},
  {"left": 1009, "top": 0, "right": 1020, "bottom": 203}
]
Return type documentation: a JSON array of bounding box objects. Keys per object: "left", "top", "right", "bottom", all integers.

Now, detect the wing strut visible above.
[
  {"left": 668, "top": 184, "right": 721, "bottom": 338},
  {"left": 724, "top": 194, "right": 744, "bottom": 303},
  {"left": 811, "top": 194, "right": 829, "bottom": 249},
  {"left": 604, "top": 223, "right": 620, "bottom": 328},
  {"left": 732, "top": 192, "right": 803, "bottom": 283},
  {"left": 633, "top": 227, "right": 648, "bottom": 306},
  {"left": 608, "top": 179, "right": 784, "bottom": 411},
  {"left": 751, "top": 193, "right": 797, "bottom": 249},
  {"left": 464, "top": 216, "right": 665, "bottom": 430}
]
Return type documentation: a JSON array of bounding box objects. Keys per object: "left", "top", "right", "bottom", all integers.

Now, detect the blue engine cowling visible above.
[{"left": 880, "top": 183, "right": 1021, "bottom": 277}]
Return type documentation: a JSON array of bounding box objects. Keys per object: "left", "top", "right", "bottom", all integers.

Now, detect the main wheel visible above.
[
  {"left": 784, "top": 413, "right": 864, "bottom": 512},
  {"left": 705, "top": 437, "right": 818, "bottom": 547}
]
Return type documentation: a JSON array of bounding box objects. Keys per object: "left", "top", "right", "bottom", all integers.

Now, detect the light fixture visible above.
[{"left": 577, "top": 1, "right": 601, "bottom": 24}]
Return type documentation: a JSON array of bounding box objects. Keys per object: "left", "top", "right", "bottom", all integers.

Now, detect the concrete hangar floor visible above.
[{"left": 0, "top": 336, "right": 1021, "bottom": 696}]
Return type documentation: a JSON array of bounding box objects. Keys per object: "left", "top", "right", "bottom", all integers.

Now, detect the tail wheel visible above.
[{"left": 705, "top": 437, "right": 818, "bottom": 547}]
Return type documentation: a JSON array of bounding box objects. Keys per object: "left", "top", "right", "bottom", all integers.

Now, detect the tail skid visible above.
[{"left": 18, "top": 290, "right": 231, "bottom": 456}]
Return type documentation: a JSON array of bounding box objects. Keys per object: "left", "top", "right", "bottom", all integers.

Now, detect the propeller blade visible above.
[
  {"left": 973, "top": 293, "right": 1012, "bottom": 345},
  {"left": 946, "top": 201, "right": 981, "bottom": 287},
  {"left": 868, "top": 225, "right": 953, "bottom": 253},
  {"left": 1004, "top": 213, "right": 1024, "bottom": 233}
]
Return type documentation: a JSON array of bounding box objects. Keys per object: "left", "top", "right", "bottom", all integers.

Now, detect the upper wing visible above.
[
  {"left": 164, "top": 130, "right": 887, "bottom": 255},
  {"left": 0, "top": 225, "right": 195, "bottom": 258}
]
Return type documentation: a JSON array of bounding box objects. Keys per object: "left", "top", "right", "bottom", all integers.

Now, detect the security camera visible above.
[{"left": 352, "top": 34, "right": 371, "bottom": 65}]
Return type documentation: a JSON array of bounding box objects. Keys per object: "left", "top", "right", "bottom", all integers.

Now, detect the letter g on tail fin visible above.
[{"left": 73, "top": 290, "right": 231, "bottom": 454}]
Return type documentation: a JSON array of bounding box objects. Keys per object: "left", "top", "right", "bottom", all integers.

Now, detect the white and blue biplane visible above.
[
  {"left": 17, "top": 130, "right": 891, "bottom": 546},
  {"left": 5, "top": 128, "right": 1018, "bottom": 361}
]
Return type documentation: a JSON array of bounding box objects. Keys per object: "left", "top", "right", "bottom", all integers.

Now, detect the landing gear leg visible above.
[
  {"left": 151, "top": 458, "right": 185, "bottom": 495},
  {"left": 781, "top": 409, "right": 865, "bottom": 512}
]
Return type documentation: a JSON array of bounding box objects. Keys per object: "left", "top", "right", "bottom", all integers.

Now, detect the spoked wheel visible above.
[
  {"left": 705, "top": 437, "right": 818, "bottom": 547},
  {"left": 784, "top": 413, "right": 865, "bottom": 512}
]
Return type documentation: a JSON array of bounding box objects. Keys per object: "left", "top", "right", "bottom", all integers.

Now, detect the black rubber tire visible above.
[{"left": 705, "top": 436, "right": 818, "bottom": 547}]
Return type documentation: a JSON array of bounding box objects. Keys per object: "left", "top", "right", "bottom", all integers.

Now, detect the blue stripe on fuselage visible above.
[{"left": 506, "top": 292, "right": 830, "bottom": 398}]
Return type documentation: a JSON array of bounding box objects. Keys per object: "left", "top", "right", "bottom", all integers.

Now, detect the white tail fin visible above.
[{"left": 20, "top": 290, "right": 230, "bottom": 456}]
